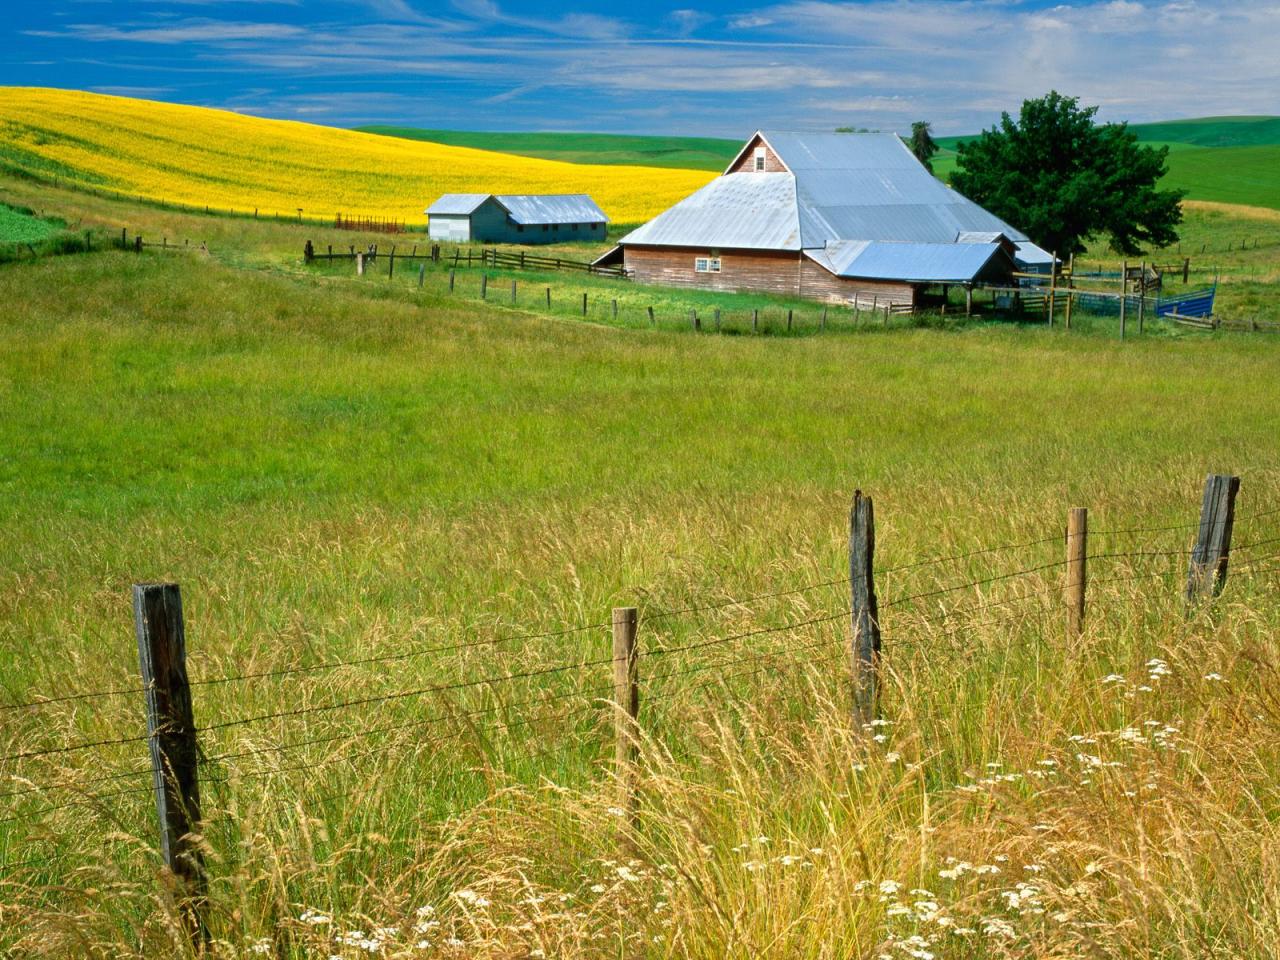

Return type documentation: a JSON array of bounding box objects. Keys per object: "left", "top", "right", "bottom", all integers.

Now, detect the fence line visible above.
[{"left": 5, "top": 473, "right": 1280, "bottom": 939}]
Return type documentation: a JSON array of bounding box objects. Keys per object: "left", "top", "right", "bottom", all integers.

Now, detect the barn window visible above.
[
  {"left": 754, "top": 147, "right": 766, "bottom": 171},
  {"left": 542, "top": 224, "right": 549, "bottom": 232},
  {"left": 695, "top": 257, "right": 721, "bottom": 273}
]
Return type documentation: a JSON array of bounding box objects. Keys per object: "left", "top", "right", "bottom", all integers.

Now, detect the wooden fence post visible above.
[
  {"left": 613, "top": 299, "right": 619, "bottom": 321},
  {"left": 135, "top": 236, "right": 143, "bottom": 254},
  {"left": 787, "top": 309, "right": 793, "bottom": 332},
  {"left": 1138, "top": 260, "right": 1146, "bottom": 334},
  {"left": 418, "top": 263, "right": 425, "bottom": 288},
  {"left": 481, "top": 274, "right": 488, "bottom": 300},
  {"left": 690, "top": 309, "right": 699, "bottom": 331},
  {"left": 133, "top": 583, "right": 206, "bottom": 947},
  {"left": 821, "top": 306, "right": 828, "bottom": 330},
  {"left": 713, "top": 307, "right": 721, "bottom": 331},
  {"left": 1066, "top": 507, "right": 1087, "bottom": 640},
  {"left": 448, "top": 269, "right": 455, "bottom": 292},
  {"left": 304, "top": 240, "right": 314, "bottom": 263},
  {"left": 849, "top": 491, "right": 880, "bottom": 726},
  {"left": 389, "top": 246, "right": 396, "bottom": 279},
  {"left": 1048, "top": 252, "right": 1058, "bottom": 325},
  {"left": 546, "top": 287, "right": 551, "bottom": 308},
  {"left": 647, "top": 305, "right": 655, "bottom": 326},
  {"left": 511, "top": 279, "right": 517, "bottom": 304},
  {"left": 752, "top": 308, "right": 759, "bottom": 333},
  {"left": 1186, "top": 474, "right": 1240, "bottom": 601},
  {"left": 1119, "top": 260, "right": 1127, "bottom": 340},
  {"left": 582, "top": 292, "right": 588, "bottom": 316},
  {"left": 612, "top": 606, "right": 639, "bottom": 824}
]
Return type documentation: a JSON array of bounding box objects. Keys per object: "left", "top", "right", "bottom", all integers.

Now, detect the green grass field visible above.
[
  {"left": 3, "top": 177, "right": 1280, "bottom": 959},
  {"left": 0, "top": 203, "right": 61, "bottom": 244}
]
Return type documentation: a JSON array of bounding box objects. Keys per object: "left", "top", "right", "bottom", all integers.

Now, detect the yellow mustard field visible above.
[{"left": 0, "top": 88, "right": 714, "bottom": 225}]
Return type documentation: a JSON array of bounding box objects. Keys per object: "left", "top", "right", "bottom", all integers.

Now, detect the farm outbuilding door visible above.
[{"left": 429, "top": 215, "right": 471, "bottom": 243}]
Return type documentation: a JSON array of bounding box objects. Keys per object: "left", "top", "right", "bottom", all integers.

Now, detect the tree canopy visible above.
[
  {"left": 908, "top": 121, "right": 938, "bottom": 172},
  {"left": 950, "top": 92, "right": 1183, "bottom": 256}
]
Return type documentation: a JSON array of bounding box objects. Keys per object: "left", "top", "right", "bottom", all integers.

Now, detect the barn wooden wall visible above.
[
  {"left": 727, "top": 135, "right": 788, "bottom": 174},
  {"left": 623, "top": 245, "right": 915, "bottom": 306}
]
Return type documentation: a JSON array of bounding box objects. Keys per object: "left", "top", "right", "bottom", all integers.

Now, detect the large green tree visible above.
[
  {"left": 950, "top": 92, "right": 1183, "bottom": 255},
  {"left": 908, "top": 120, "right": 938, "bottom": 172}
]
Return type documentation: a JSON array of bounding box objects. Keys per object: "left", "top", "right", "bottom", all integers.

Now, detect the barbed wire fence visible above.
[{"left": 2, "top": 473, "right": 1277, "bottom": 946}]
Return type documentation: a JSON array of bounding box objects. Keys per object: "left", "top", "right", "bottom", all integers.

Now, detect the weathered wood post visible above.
[
  {"left": 690, "top": 309, "right": 699, "bottom": 331},
  {"left": 581, "top": 292, "right": 588, "bottom": 316},
  {"left": 821, "top": 306, "right": 828, "bottom": 330},
  {"left": 388, "top": 246, "right": 396, "bottom": 279},
  {"left": 448, "top": 269, "right": 455, "bottom": 292},
  {"left": 545, "top": 287, "right": 551, "bottom": 308},
  {"left": 480, "top": 273, "right": 488, "bottom": 300},
  {"left": 849, "top": 492, "right": 880, "bottom": 726},
  {"left": 965, "top": 285, "right": 973, "bottom": 318},
  {"left": 510, "top": 279, "right": 517, "bottom": 304},
  {"left": 356, "top": 252, "right": 365, "bottom": 276},
  {"left": 713, "top": 307, "right": 720, "bottom": 331},
  {"left": 1183, "top": 257, "right": 1190, "bottom": 284},
  {"left": 1186, "top": 474, "right": 1240, "bottom": 602},
  {"left": 134, "top": 583, "right": 206, "bottom": 947},
  {"left": 135, "top": 235, "right": 143, "bottom": 254},
  {"left": 1119, "top": 260, "right": 1127, "bottom": 340},
  {"left": 647, "top": 305, "right": 655, "bottom": 326},
  {"left": 612, "top": 606, "right": 639, "bottom": 825},
  {"left": 1138, "top": 260, "right": 1146, "bottom": 334},
  {"left": 304, "top": 240, "right": 314, "bottom": 263},
  {"left": 752, "top": 308, "right": 759, "bottom": 333},
  {"left": 1066, "top": 508, "right": 1087, "bottom": 641},
  {"left": 786, "top": 309, "right": 793, "bottom": 331},
  {"left": 613, "top": 299, "right": 619, "bottom": 321},
  {"left": 418, "top": 263, "right": 426, "bottom": 288}
]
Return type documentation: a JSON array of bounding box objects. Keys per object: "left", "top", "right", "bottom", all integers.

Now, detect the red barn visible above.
[{"left": 596, "top": 131, "right": 1052, "bottom": 308}]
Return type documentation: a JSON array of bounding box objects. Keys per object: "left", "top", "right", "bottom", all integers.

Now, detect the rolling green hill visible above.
[
  {"left": 356, "top": 126, "right": 739, "bottom": 171},
  {"left": 935, "top": 117, "right": 1280, "bottom": 210},
  {"left": 366, "top": 117, "right": 1280, "bottom": 211}
]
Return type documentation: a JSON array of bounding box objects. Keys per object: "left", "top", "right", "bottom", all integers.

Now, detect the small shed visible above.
[{"left": 425, "top": 194, "right": 609, "bottom": 244}]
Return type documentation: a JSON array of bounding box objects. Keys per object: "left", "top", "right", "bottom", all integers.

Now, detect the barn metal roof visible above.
[
  {"left": 496, "top": 194, "right": 609, "bottom": 225},
  {"left": 617, "top": 173, "right": 801, "bottom": 250},
  {"left": 621, "top": 131, "right": 1042, "bottom": 277},
  {"left": 424, "top": 193, "right": 608, "bottom": 224},
  {"left": 425, "top": 193, "right": 491, "bottom": 216},
  {"left": 806, "top": 240, "right": 1011, "bottom": 283}
]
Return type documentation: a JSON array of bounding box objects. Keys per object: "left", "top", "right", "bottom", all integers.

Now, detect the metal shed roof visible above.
[
  {"left": 496, "top": 194, "right": 609, "bottom": 225},
  {"left": 425, "top": 193, "right": 491, "bottom": 216},
  {"left": 424, "top": 193, "right": 608, "bottom": 224},
  {"left": 806, "top": 240, "right": 1012, "bottom": 283}
]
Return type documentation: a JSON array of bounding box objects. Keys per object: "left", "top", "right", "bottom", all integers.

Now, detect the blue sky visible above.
[{"left": 7, "top": 0, "right": 1278, "bottom": 137}]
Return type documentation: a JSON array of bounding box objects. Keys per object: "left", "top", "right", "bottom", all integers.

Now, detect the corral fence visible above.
[
  {"left": 299, "top": 239, "right": 1278, "bottom": 337},
  {"left": 977, "top": 253, "right": 1276, "bottom": 335},
  {"left": 302, "top": 239, "right": 913, "bottom": 332},
  {"left": 116, "top": 227, "right": 209, "bottom": 255},
  {"left": 333, "top": 214, "right": 406, "bottom": 234},
  {"left": 4, "top": 472, "right": 1278, "bottom": 949}
]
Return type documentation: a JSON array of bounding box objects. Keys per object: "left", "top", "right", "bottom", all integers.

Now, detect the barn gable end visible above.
[{"left": 725, "top": 133, "right": 789, "bottom": 175}]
